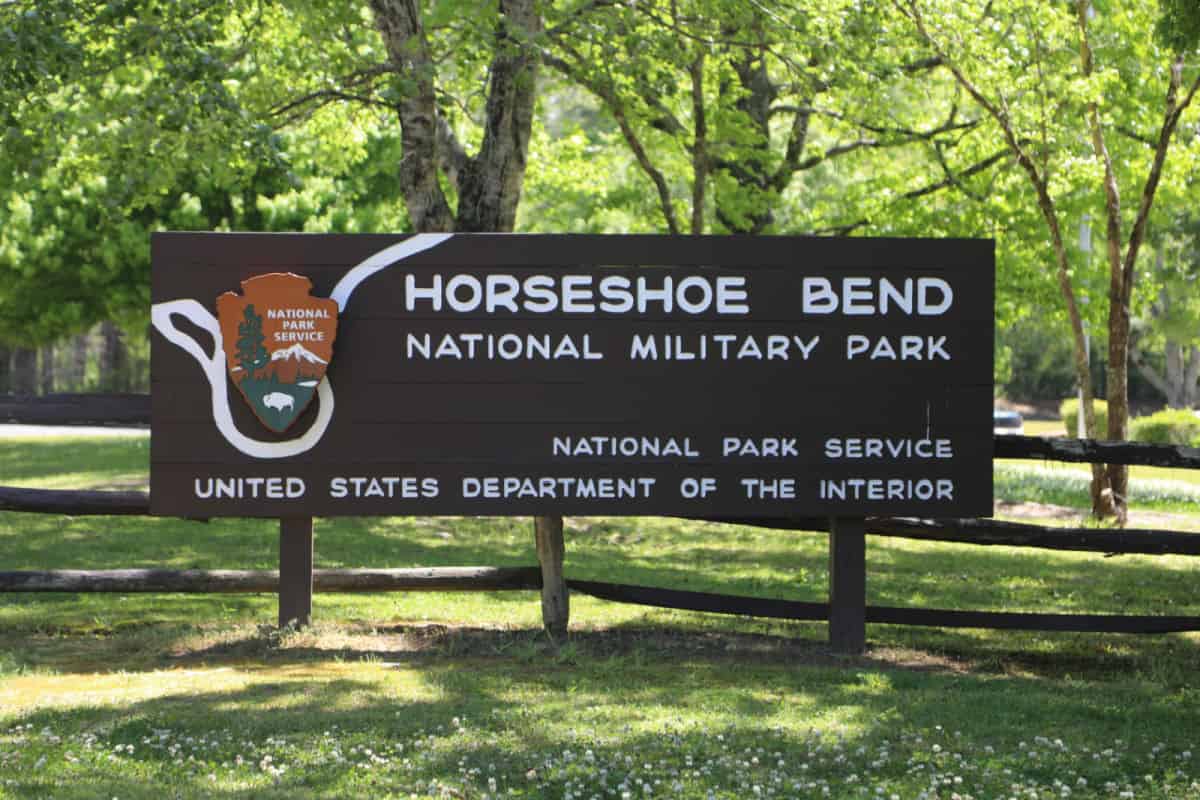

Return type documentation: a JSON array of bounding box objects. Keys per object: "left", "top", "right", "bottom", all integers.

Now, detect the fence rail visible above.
[
  {"left": 0, "top": 566, "right": 542, "bottom": 593},
  {"left": 3, "top": 393, "right": 1199, "bottom": 648},
  {"left": 0, "top": 567, "right": 1194, "bottom": 635},
  {"left": 0, "top": 393, "right": 151, "bottom": 426}
]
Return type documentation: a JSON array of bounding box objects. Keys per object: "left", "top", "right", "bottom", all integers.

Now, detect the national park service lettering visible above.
[{"left": 215, "top": 273, "right": 338, "bottom": 433}]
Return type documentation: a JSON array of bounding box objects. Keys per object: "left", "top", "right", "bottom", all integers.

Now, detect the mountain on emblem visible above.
[{"left": 215, "top": 273, "right": 338, "bottom": 433}]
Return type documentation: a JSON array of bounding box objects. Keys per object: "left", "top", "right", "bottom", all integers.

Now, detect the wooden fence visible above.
[{"left": 3, "top": 393, "right": 1200, "bottom": 652}]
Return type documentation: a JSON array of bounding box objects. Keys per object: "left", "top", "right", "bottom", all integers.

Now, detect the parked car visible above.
[{"left": 993, "top": 409, "right": 1025, "bottom": 435}]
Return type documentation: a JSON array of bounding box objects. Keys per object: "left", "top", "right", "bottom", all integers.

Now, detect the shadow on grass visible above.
[
  {"left": 5, "top": 610, "right": 1199, "bottom": 689},
  {"left": 4, "top": 624, "right": 1200, "bottom": 799}
]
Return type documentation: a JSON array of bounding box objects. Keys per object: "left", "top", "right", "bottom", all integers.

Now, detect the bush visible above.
[
  {"left": 1130, "top": 408, "right": 1200, "bottom": 447},
  {"left": 1060, "top": 397, "right": 1108, "bottom": 438}
]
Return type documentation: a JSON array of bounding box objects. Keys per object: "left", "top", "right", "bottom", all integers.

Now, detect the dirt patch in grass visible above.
[
  {"left": 161, "top": 621, "right": 973, "bottom": 676},
  {"left": 996, "top": 499, "right": 1199, "bottom": 531},
  {"left": 8, "top": 619, "right": 1196, "bottom": 686}
]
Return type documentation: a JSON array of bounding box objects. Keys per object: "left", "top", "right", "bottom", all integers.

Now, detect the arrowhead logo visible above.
[{"left": 215, "top": 273, "right": 338, "bottom": 433}]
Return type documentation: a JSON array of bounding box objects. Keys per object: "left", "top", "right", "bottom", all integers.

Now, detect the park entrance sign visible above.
[{"left": 150, "top": 233, "right": 994, "bottom": 518}]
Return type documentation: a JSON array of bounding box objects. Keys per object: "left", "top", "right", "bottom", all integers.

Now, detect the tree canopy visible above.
[{"left": 4, "top": 1, "right": 1200, "bottom": 520}]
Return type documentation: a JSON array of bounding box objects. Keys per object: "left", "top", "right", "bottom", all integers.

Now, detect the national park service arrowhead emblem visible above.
[{"left": 216, "top": 273, "right": 338, "bottom": 433}]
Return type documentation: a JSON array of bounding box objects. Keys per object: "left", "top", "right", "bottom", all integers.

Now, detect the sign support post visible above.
[
  {"left": 279, "top": 516, "right": 314, "bottom": 628},
  {"left": 534, "top": 515, "right": 569, "bottom": 637},
  {"left": 828, "top": 517, "right": 866, "bottom": 654}
]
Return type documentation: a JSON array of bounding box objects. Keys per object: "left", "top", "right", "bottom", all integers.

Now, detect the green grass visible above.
[
  {"left": 2, "top": 435, "right": 1199, "bottom": 798},
  {"left": 1022, "top": 419, "right": 1065, "bottom": 437},
  {"left": 995, "top": 462, "right": 1200, "bottom": 512}
]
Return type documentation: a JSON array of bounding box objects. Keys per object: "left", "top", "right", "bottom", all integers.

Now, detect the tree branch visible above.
[
  {"left": 1115, "top": 125, "right": 1155, "bottom": 147},
  {"left": 435, "top": 113, "right": 469, "bottom": 191},
  {"left": 1076, "top": 0, "right": 1125, "bottom": 317},
  {"left": 1123, "top": 63, "right": 1200, "bottom": 306},
  {"left": 542, "top": 0, "right": 616, "bottom": 39},
  {"left": 808, "top": 146, "right": 1011, "bottom": 234},
  {"left": 269, "top": 88, "right": 393, "bottom": 127},
  {"left": 268, "top": 64, "right": 393, "bottom": 123},
  {"left": 542, "top": 47, "right": 681, "bottom": 234},
  {"left": 1132, "top": 348, "right": 1173, "bottom": 401},
  {"left": 368, "top": 0, "right": 455, "bottom": 232},
  {"left": 786, "top": 113, "right": 977, "bottom": 177},
  {"left": 895, "top": 0, "right": 1103, "bottom": 467},
  {"left": 771, "top": 103, "right": 814, "bottom": 191},
  {"left": 454, "top": 0, "right": 541, "bottom": 232},
  {"left": 689, "top": 48, "right": 707, "bottom": 235}
]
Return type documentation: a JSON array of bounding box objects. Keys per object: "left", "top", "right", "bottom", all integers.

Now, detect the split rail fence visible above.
[{"left": 3, "top": 393, "right": 1200, "bottom": 653}]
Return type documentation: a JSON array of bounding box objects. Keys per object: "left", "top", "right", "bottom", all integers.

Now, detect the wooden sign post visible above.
[
  {"left": 278, "top": 516, "right": 313, "bottom": 628},
  {"left": 149, "top": 233, "right": 994, "bottom": 649},
  {"left": 828, "top": 517, "right": 867, "bottom": 654}
]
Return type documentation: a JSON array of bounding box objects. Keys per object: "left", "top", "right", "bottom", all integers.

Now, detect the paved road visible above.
[{"left": 0, "top": 423, "right": 149, "bottom": 439}]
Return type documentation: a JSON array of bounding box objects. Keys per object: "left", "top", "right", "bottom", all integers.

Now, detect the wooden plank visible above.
[
  {"left": 995, "top": 435, "right": 1200, "bottom": 469},
  {"left": 863, "top": 605, "right": 1200, "bottom": 633},
  {"left": 534, "top": 515, "right": 569, "bottom": 637},
  {"left": 278, "top": 517, "right": 313, "bottom": 628},
  {"left": 828, "top": 517, "right": 867, "bottom": 654},
  {"left": 150, "top": 379, "right": 990, "bottom": 426},
  {"left": 867, "top": 516, "right": 1200, "bottom": 555},
  {"left": 0, "top": 566, "right": 542, "bottom": 592},
  {"left": 0, "top": 486, "right": 151, "bottom": 515},
  {"left": 0, "top": 393, "right": 151, "bottom": 425},
  {"left": 153, "top": 231, "right": 996, "bottom": 287},
  {"left": 566, "top": 579, "right": 828, "bottom": 620},
  {"left": 154, "top": 319, "right": 994, "bottom": 383},
  {"left": 565, "top": 580, "right": 1200, "bottom": 634},
  {"left": 695, "top": 515, "right": 1200, "bottom": 556},
  {"left": 148, "top": 420, "right": 983, "bottom": 465},
  {"left": 149, "top": 462, "right": 993, "bottom": 519}
]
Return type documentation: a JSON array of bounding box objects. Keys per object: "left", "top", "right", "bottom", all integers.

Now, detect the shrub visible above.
[
  {"left": 1130, "top": 408, "right": 1200, "bottom": 447},
  {"left": 1060, "top": 397, "right": 1108, "bottom": 438}
]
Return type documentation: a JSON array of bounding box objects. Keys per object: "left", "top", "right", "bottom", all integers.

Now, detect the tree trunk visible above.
[
  {"left": 99, "top": 322, "right": 127, "bottom": 392},
  {"left": 368, "top": 0, "right": 456, "bottom": 233},
  {"left": 70, "top": 332, "right": 90, "bottom": 391},
  {"left": 369, "top": 0, "right": 549, "bottom": 630},
  {"left": 39, "top": 344, "right": 54, "bottom": 395},
  {"left": 1104, "top": 304, "right": 1131, "bottom": 522},
  {"left": 454, "top": 0, "right": 541, "bottom": 233},
  {"left": 715, "top": 22, "right": 777, "bottom": 235},
  {"left": 1165, "top": 341, "right": 1184, "bottom": 408},
  {"left": 1184, "top": 346, "right": 1200, "bottom": 408},
  {"left": 1134, "top": 342, "right": 1186, "bottom": 409},
  {"left": 10, "top": 347, "right": 37, "bottom": 395}
]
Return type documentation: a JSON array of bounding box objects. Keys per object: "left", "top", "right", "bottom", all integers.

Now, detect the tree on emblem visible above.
[{"left": 236, "top": 304, "right": 269, "bottom": 374}]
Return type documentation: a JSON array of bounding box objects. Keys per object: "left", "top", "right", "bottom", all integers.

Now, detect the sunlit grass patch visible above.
[
  {"left": 1, "top": 658, "right": 1199, "bottom": 799},
  {"left": 994, "top": 463, "right": 1200, "bottom": 511}
]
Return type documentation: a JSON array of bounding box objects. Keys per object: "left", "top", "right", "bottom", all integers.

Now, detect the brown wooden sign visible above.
[{"left": 150, "top": 233, "right": 994, "bottom": 517}]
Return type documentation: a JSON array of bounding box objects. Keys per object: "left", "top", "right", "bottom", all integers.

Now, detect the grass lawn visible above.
[
  {"left": 1, "top": 434, "right": 1199, "bottom": 798},
  {"left": 1022, "top": 419, "right": 1065, "bottom": 438}
]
